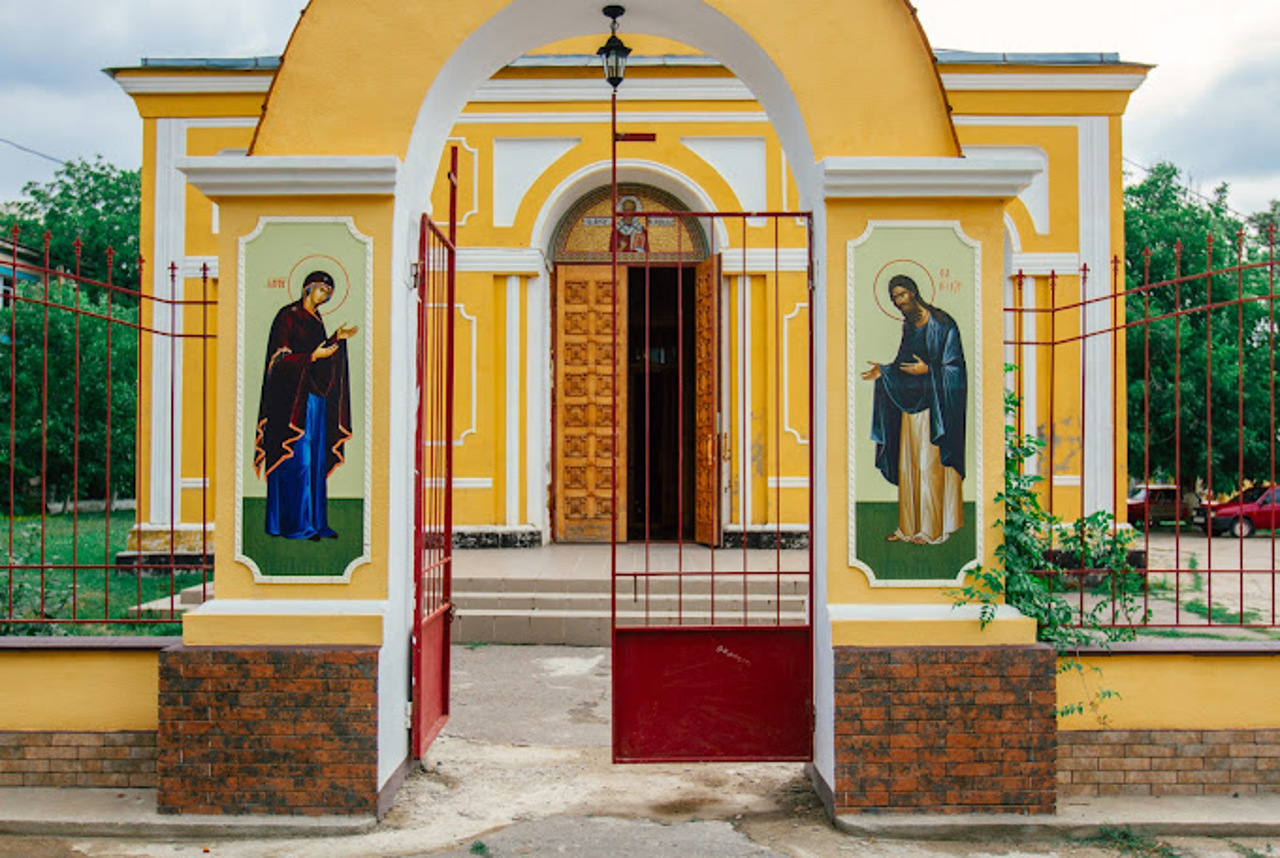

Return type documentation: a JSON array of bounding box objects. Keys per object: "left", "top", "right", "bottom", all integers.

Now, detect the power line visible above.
[
  {"left": 1123, "top": 156, "right": 1259, "bottom": 222},
  {"left": 0, "top": 137, "right": 66, "bottom": 166}
]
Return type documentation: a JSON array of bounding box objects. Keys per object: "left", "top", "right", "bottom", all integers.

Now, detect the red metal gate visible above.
[
  {"left": 411, "top": 148, "right": 458, "bottom": 758},
  {"left": 610, "top": 210, "right": 815, "bottom": 762}
]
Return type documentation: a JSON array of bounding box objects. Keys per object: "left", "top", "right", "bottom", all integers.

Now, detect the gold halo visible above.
[
  {"left": 872, "top": 258, "right": 936, "bottom": 320},
  {"left": 287, "top": 254, "right": 352, "bottom": 315}
]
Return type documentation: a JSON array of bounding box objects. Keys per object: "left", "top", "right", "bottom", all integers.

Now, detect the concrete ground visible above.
[{"left": 2, "top": 644, "right": 1280, "bottom": 857}]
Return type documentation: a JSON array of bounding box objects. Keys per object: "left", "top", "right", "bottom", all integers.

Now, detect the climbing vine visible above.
[{"left": 953, "top": 370, "right": 1148, "bottom": 717}]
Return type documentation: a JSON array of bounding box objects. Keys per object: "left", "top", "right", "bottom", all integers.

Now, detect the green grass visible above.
[
  {"left": 1084, "top": 826, "right": 1182, "bottom": 857},
  {"left": 1, "top": 511, "right": 205, "bottom": 636},
  {"left": 1183, "top": 599, "right": 1262, "bottom": 625}
]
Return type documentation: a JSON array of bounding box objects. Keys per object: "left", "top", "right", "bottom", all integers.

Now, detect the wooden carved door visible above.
[
  {"left": 554, "top": 265, "right": 627, "bottom": 542},
  {"left": 694, "top": 255, "right": 722, "bottom": 546}
]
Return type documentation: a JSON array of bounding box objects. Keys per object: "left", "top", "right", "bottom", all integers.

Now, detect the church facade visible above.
[{"left": 109, "top": 0, "right": 1146, "bottom": 817}]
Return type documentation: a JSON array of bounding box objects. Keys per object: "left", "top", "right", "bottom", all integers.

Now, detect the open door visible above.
[
  {"left": 694, "top": 254, "right": 722, "bottom": 547},
  {"left": 554, "top": 265, "right": 627, "bottom": 542}
]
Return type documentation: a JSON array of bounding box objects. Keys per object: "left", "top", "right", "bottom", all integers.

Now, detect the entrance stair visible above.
[{"left": 126, "top": 545, "right": 811, "bottom": 644}]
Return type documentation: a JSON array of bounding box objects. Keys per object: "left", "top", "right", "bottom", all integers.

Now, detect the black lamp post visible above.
[{"left": 599, "top": 4, "right": 630, "bottom": 553}]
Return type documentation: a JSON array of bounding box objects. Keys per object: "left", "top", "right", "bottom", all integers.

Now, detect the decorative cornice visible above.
[
  {"left": 940, "top": 72, "right": 1146, "bottom": 92},
  {"left": 456, "top": 247, "right": 548, "bottom": 274},
  {"left": 721, "top": 248, "right": 809, "bottom": 273},
  {"left": 1011, "top": 252, "right": 1081, "bottom": 276},
  {"left": 820, "top": 155, "right": 1041, "bottom": 199},
  {"left": 181, "top": 256, "right": 219, "bottom": 279},
  {"left": 113, "top": 74, "right": 273, "bottom": 95},
  {"left": 472, "top": 77, "right": 754, "bottom": 103},
  {"left": 178, "top": 156, "right": 401, "bottom": 197}
]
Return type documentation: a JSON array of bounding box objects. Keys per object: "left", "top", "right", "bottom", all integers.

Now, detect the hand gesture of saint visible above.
[
  {"left": 312, "top": 323, "right": 359, "bottom": 361},
  {"left": 899, "top": 354, "right": 928, "bottom": 376}
]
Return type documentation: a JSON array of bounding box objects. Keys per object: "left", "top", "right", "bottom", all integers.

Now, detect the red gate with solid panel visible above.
[
  {"left": 412, "top": 148, "right": 458, "bottom": 758},
  {"left": 610, "top": 209, "right": 815, "bottom": 762}
]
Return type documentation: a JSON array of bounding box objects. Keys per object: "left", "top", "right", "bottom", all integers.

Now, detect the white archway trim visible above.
[
  {"left": 528, "top": 158, "right": 731, "bottom": 253},
  {"left": 401, "top": 0, "right": 820, "bottom": 218}
]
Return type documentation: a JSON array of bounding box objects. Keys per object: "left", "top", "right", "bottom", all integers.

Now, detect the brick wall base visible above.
[
  {"left": 158, "top": 645, "right": 379, "bottom": 816},
  {"left": 834, "top": 645, "right": 1057, "bottom": 815},
  {"left": 1060, "top": 730, "right": 1280, "bottom": 797},
  {"left": 0, "top": 731, "right": 156, "bottom": 787}
]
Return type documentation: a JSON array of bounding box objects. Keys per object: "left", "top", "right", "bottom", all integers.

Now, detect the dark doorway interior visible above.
[{"left": 627, "top": 266, "right": 697, "bottom": 541}]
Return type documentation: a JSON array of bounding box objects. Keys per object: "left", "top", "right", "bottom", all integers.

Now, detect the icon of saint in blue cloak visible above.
[
  {"left": 253, "top": 270, "right": 359, "bottom": 540},
  {"left": 861, "top": 273, "right": 967, "bottom": 545}
]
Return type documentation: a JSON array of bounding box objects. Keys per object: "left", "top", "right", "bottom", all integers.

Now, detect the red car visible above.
[
  {"left": 1193, "top": 485, "right": 1276, "bottom": 538},
  {"left": 1126, "top": 484, "right": 1192, "bottom": 529}
]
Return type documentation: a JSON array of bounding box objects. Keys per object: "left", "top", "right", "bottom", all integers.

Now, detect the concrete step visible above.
[
  {"left": 127, "top": 583, "right": 212, "bottom": 618},
  {"left": 450, "top": 607, "right": 809, "bottom": 646},
  {"left": 124, "top": 567, "right": 810, "bottom": 645}
]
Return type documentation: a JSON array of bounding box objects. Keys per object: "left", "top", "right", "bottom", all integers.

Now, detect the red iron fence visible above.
[
  {"left": 1006, "top": 227, "right": 1280, "bottom": 633},
  {"left": 1, "top": 227, "right": 211, "bottom": 631}
]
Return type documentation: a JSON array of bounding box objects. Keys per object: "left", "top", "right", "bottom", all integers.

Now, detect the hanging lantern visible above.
[{"left": 597, "top": 5, "right": 632, "bottom": 90}]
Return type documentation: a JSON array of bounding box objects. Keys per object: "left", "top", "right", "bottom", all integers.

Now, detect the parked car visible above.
[
  {"left": 1126, "top": 484, "right": 1192, "bottom": 529},
  {"left": 1193, "top": 485, "right": 1277, "bottom": 537}
]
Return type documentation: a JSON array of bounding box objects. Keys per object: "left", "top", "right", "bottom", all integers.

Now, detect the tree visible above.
[
  {"left": 1125, "top": 162, "right": 1280, "bottom": 496},
  {"left": 0, "top": 157, "right": 141, "bottom": 511},
  {"left": 0, "top": 278, "right": 138, "bottom": 511},
  {"left": 0, "top": 156, "right": 141, "bottom": 292}
]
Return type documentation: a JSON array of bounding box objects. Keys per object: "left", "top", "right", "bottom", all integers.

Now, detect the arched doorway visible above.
[{"left": 548, "top": 183, "right": 717, "bottom": 544}]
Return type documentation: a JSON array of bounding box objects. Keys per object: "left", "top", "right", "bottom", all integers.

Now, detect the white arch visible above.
[
  {"left": 529, "top": 158, "right": 733, "bottom": 255},
  {"left": 399, "top": 0, "right": 819, "bottom": 217}
]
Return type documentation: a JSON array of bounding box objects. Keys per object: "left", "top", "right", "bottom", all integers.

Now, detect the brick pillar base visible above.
[
  {"left": 834, "top": 645, "right": 1057, "bottom": 815},
  {"left": 158, "top": 645, "right": 379, "bottom": 816}
]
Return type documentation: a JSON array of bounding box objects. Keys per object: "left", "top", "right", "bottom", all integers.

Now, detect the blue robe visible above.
[{"left": 870, "top": 307, "right": 967, "bottom": 486}]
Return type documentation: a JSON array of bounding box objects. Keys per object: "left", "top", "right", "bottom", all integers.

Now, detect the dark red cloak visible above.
[{"left": 254, "top": 301, "right": 352, "bottom": 479}]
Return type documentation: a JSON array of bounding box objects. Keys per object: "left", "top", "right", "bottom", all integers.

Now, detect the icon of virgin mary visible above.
[{"left": 253, "top": 270, "right": 359, "bottom": 540}]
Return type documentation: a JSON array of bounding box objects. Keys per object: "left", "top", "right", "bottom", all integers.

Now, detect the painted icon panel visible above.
[
  {"left": 848, "top": 223, "right": 982, "bottom": 584},
  {"left": 236, "top": 218, "right": 372, "bottom": 580}
]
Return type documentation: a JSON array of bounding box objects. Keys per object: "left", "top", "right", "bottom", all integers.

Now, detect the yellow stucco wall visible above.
[
  {"left": 1060, "top": 652, "right": 1280, "bottom": 731},
  {"left": 0, "top": 650, "right": 160, "bottom": 731},
  {"left": 251, "top": 0, "right": 957, "bottom": 162}
]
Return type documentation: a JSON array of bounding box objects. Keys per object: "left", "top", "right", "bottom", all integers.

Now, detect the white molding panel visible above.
[
  {"left": 491, "top": 138, "right": 580, "bottom": 228},
  {"left": 680, "top": 136, "right": 768, "bottom": 212}
]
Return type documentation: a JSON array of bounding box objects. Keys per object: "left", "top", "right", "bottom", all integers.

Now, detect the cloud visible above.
[
  {"left": 1135, "top": 51, "right": 1280, "bottom": 180},
  {"left": 0, "top": 0, "right": 300, "bottom": 200}
]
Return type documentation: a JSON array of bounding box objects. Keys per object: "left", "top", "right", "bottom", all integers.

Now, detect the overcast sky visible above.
[{"left": 2, "top": 1, "right": 1278, "bottom": 217}]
